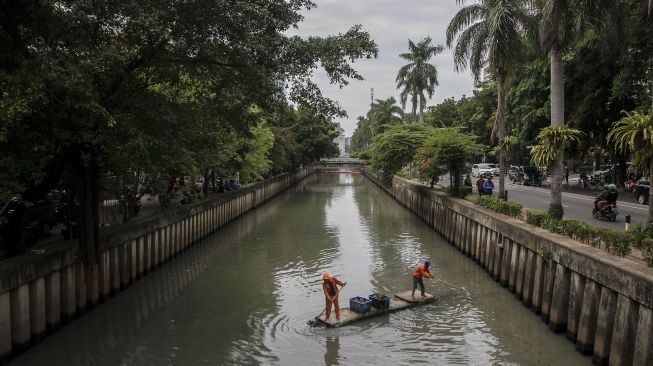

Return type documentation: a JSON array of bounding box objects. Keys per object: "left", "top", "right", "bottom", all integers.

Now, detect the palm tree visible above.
[
  {"left": 369, "top": 97, "right": 404, "bottom": 136},
  {"left": 535, "top": 0, "right": 616, "bottom": 218},
  {"left": 395, "top": 37, "right": 444, "bottom": 124},
  {"left": 446, "top": 0, "right": 527, "bottom": 200},
  {"left": 607, "top": 110, "right": 653, "bottom": 222},
  {"left": 530, "top": 126, "right": 582, "bottom": 168}
]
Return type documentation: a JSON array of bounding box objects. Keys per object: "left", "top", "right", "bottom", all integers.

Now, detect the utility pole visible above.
[{"left": 370, "top": 87, "right": 375, "bottom": 138}]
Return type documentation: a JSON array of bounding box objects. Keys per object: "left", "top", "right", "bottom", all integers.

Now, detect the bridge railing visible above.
[{"left": 317, "top": 158, "right": 361, "bottom": 164}]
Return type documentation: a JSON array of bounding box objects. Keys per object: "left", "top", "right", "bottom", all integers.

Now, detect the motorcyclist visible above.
[{"left": 595, "top": 184, "right": 618, "bottom": 212}]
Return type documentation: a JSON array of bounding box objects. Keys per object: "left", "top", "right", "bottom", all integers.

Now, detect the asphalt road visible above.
[{"left": 498, "top": 181, "right": 648, "bottom": 231}]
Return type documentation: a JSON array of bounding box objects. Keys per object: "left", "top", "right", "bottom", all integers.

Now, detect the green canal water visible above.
[{"left": 13, "top": 173, "right": 590, "bottom": 365}]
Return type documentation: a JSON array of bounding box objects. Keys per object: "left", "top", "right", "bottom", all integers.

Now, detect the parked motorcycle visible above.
[
  {"left": 592, "top": 202, "right": 618, "bottom": 222},
  {"left": 624, "top": 180, "right": 637, "bottom": 193}
]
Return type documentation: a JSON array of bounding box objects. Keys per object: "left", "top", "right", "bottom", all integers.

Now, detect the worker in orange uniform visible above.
[
  {"left": 411, "top": 260, "right": 433, "bottom": 298},
  {"left": 322, "top": 272, "right": 346, "bottom": 321}
]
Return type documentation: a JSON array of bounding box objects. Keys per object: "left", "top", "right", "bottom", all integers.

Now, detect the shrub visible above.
[
  {"left": 601, "top": 230, "right": 633, "bottom": 257},
  {"left": 641, "top": 238, "right": 653, "bottom": 266},
  {"left": 561, "top": 220, "right": 592, "bottom": 242},
  {"left": 477, "top": 195, "right": 523, "bottom": 217},
  {"left": 541, "top": 216, "right": 564, "bottom": 235},
  {"left": 586, "top": 227, "right": 607, "bottom": 248},
  {"left": 526, "top": 210, "right": 550, "bottom": 227},
  {"left": 626, "top": 222, "right": 653, "bottom": 249}
]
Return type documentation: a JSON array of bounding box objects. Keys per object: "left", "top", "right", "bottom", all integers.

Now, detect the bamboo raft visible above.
[{"left": 315, "top": 291, "right": 437, "bottom": 328}]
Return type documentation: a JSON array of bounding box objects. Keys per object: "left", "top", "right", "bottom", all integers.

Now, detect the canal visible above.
[{"left": 13, "top": 172, "right": 590, "bottom": 365}]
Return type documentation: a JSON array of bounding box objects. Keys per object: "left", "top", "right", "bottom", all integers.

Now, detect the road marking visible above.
[
  {"left": 543, "top": 201, "right": 569, "bottom": 208},
  {"left": 508, "top": 184, "right": 648, "bottom": 212}
]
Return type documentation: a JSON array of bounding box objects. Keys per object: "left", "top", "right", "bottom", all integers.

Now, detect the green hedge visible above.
[
  {"left": 524, "top": 210, "right": 634, "bottom": 258},
  {"left": 473, "top": 194, "right": 651, "bottom": 263},
  {"left": 477, "top": 195, "right": 523, "bottom": 218}
]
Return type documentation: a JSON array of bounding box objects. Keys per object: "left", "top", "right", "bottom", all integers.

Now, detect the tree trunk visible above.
[
  {"left": 451, "top": 165, "right": 461, "bottom": 196},
  {"left": 497, "top": 76, "right": 507, "bottom": 200},
  {"left": 202, "top": 170, "right": 210, "bottom": 195},
  {"left": 78, "top": 157, "right": 100, "bottom": 264},
  {"left": 549, "top": 47, "right": 565, "bottom": 219},
  {"left": 419, "top": 103, "right": 424, "bottom": 124},
  {"left": 411, "top": 95, "right": 418, "bottom": 123}
]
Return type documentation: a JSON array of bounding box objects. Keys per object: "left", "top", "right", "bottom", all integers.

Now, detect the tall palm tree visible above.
[
  {"left": 446, "top": 0, "right": 527, "bottom": 199},
  {"left": 535, "top": 0, "right": 616, "bottom": 218},
  {"left": 395, "top": 37, "right": 444, "bottom": 124},
  {"left": 607, "top": 110, "right": 653, "bottom": 222}
]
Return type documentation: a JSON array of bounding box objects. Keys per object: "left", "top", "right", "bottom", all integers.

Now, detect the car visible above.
[
  {"left": 634, "top": 179, "right": 649, "bottom": 205},
  {"left": 508, "top": 166, "right": 521, "bottom": 181},
  {"left": 509, "top": 165, "right": 542, "bottom": 186},
  {"left": 471, "top": 163, "right": 500, "bottom": 178}
]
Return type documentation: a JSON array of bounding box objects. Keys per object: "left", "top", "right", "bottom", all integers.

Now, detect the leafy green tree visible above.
[
  {"left": 456, "top": 83, "right": 498, "bottom": 143},
  {"left": 350, "top": 115, "right": 373, "bottom": 153},
  {"left": 446, "top": 0, "right": 528, "bottom": 200},
  {"left": 424, "top": 98, "right": 462, "bottom": 128},
  {"left": 0, "top": 1, "right": 377, "bottom": 261},
  {"left": 416, "top": 128, "right": 480, "bottom": 196},
  {"left": 370, "top": 124, "right": 433, "bottom": 183},
  {"left": 607, "top": 109, "right": 653, "bottom": 222},
  {"left": 238, "top": 123, "right": 275, "bottom": 184},
  {"left": 395, "top": 37, "right": 444, "bottom": 124},
  {"left": 505, "top": 56, "right": 550, "bottom": 163}
]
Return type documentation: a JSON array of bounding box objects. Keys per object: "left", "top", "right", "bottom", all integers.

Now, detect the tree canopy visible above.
[{"left": 0, "top": 0, "right": 378, "bottom": 260}]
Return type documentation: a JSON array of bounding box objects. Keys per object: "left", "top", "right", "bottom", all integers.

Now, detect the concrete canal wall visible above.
[
  {"left": 0, "top": 169, "right": 311, "bottom": 361},
  {"left": 365, "top": 172, "right": 653, "bottom": 366}
]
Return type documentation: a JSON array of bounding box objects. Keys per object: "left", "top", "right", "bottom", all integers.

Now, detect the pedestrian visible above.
[
  {"left": 476, "top": 176, "right": 485, "bottom": 196},
  {"left": 579, "top": 171, "right": 588, "bottom": 189},
  {"left": 322, "top": 272, "right": 346, "bottom": 321},
  {"left": 483, "top": 175, "right": 495, "bottom": 195},
  {"left": 564, "top": 166, "right": 569, "bottom": 184},
  {"left": 172, "top": 179, "right": 180, "bottom": 193},
  {"left": 464, "top": 173, "right": 472, "bottom": 187},
  {"left": 412, "top": 259, "right": 433, "bottom": 298}
]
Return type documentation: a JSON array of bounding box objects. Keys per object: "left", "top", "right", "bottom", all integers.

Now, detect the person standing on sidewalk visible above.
[
  {"left": 483, "top": 176, "right": 495, "bottom": 196},
  {"left": 476, "top": 176, "right": 485, "bottom": 196}
]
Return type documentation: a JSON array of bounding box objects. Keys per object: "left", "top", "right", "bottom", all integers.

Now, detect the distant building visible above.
[{"left": 334, "top": 123, "right": 347, "bottom": 157}]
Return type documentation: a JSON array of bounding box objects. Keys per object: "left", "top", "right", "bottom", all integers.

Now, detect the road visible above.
[
  {"left": 499, "top": 181, "right": 647, "bottom": 231},
  {"left": 439, "top": 174, "right": 647, "bottom": 231}
]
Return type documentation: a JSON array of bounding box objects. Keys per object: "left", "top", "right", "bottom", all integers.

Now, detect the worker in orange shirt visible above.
[
  {"left": 412, "top": 260, "right": 433, "bottom": 298},
  {"left": 322, "top": 272, "right": 346, "bottom": 321}
]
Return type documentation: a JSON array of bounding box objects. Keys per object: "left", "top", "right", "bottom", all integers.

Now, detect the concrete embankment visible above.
[
  {"left": 364, "top": 171, "right": 653, "bottom": 366},
  {"left": 0, "top": 169, "right": 311, "bottom": 361}
]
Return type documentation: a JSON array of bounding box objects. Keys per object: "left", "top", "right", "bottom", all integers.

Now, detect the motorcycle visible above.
[
  {"left": 624, "top": 180, "right": 637, "bottom": 193},
  {"left": 592, "top": 201, "right": 618, "bottom": 222}
]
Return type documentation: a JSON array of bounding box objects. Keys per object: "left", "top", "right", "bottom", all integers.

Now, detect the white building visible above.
[{"left": 334, "top": 124, "right": 347, "bottom": 157}]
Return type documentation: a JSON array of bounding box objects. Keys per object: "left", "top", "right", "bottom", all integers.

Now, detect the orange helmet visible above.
[{"left": 322, "top": 272, "right": 330, "bottom": 280}]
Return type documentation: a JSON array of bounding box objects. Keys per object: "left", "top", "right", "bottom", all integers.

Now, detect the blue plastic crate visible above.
[
  {"left": 368, "top": 294, "right": 390, "bottom": 310},
  {"left": 349, "top": 296, "right": 373, "bottom": 314}
]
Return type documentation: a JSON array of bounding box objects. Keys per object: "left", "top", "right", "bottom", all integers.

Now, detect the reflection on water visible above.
[
  {"left": 324, "top": 336, "right": 340, "bottom": 366},
  {"left": 13, "top": 173, "right": 590, "bottom": 365}
]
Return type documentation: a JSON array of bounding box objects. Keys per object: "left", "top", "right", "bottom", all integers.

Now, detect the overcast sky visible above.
[{"left": 290, "top": 0, "right": 476, "bottom": 136}]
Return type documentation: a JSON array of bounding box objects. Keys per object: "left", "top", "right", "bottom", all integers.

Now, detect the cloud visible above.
[{"left": 289, "top": 0, "right": 476, "bottom": 135}]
